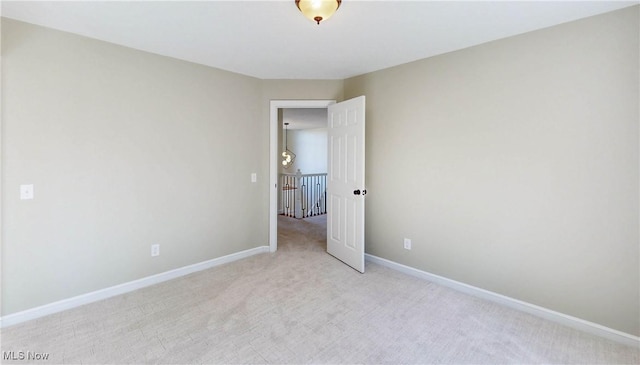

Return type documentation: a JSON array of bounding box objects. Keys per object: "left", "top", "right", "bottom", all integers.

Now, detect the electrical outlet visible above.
[
  {"left": 151, "top": 244, "right": 160, "bottom": 257},
  {"left": 404, "top": 238, "right": 412, "bottom": 250}
]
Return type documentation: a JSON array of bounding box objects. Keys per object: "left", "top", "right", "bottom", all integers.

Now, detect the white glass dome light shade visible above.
[{"left": 296, "top": 0, "right": 341, "bottom": 24}]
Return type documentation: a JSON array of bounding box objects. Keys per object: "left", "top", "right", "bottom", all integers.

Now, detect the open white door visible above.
[{"left": 327, "top": 96, "right": 366, "bottom": 273}]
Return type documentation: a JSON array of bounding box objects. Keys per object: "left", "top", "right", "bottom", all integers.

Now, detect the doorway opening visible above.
[
  {"left": 279, "top": 108, "right": 328, "bottom": 219},
  {"left": 269, "top": 100, "right": 335, "bottom": 252}
]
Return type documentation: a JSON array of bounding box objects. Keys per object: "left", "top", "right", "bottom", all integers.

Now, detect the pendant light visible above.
[
  {"left": 296, "top": 0, "right": 341, "bottom": 25},
  {"left": 282, "top": 122, "right": 296, "bottom": 168}
]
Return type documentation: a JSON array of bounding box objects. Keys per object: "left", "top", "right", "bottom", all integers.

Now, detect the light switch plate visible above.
[
  {"left": 20, "top": 184, "right": 34, "bottom": 200},
  {"left": 251, "top": 173, "right": 257, "bottom": 183}
]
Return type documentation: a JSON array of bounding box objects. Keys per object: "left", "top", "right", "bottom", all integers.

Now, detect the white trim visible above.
[
  {"left": 269, "top": 100, "right": 335, "bottom": 253},
  {"left": 0, "top": 246, "right": 270, "bottom": 328},
  {"left": 365, "top": 253, "right": 640, "bottom": 348}
]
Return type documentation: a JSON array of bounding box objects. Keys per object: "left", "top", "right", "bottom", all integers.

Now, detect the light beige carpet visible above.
[{"left": 1, "top": 215, "right": 638, "bottom": 364}]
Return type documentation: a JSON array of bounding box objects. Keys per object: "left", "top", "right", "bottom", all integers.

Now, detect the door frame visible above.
[{"left": 269, "top": 100, "right": 336, "bottom": 252}]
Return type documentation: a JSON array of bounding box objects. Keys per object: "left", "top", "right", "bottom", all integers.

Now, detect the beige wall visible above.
[
  {"left": 0, "top": 18, "right": 268, "bottom": 315},
  {"left": 261, "top": 80, "right": 343, "bottom": 102},
  {"left": 344, "top": 6, "right": 639, "bottom": 336},
  {"left": 0, "top": 19, "right": 345, "bottom": 317}
]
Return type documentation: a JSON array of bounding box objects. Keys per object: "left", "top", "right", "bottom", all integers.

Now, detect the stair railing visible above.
[{"left": 280, "top": 169, "right": 327, "bottom": 218}]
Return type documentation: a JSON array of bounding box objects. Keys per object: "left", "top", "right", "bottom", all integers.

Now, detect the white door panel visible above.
[{"left": 327, "top": 96, "right": 366, "bottom": 273}]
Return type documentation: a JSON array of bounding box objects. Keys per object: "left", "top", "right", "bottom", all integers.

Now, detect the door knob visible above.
[{"left": 353, "top": 189, "right": 361, "bottom": 195}]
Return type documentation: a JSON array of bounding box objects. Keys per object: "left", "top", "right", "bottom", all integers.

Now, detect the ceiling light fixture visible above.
[
  {"left": 282, "top": 123, "right": 296, "bottom": 169},
  {"left": 296, "top": 0, "right": 341, "bottom": 25}
]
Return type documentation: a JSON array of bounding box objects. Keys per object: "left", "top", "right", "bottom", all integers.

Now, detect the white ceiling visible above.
[{"left": 2, "top": 1, "right": 636, "bottom": 80}]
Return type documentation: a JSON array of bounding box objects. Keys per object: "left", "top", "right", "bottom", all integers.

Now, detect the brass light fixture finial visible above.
[{"left": 296, "top": 0, "right": 342, "bottom": 25}]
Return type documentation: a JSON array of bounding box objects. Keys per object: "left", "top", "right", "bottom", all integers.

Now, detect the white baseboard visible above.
[
  {"left": 365, "top": 254, "right": 640, "bottom": 348},
  {"left": 0, "top": 246, "right": 270, "bottom": 328}
]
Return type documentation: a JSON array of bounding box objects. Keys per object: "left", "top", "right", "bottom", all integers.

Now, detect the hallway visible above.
[{"left": 277, "top": 214, "right": 326, "bottom": 252}]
